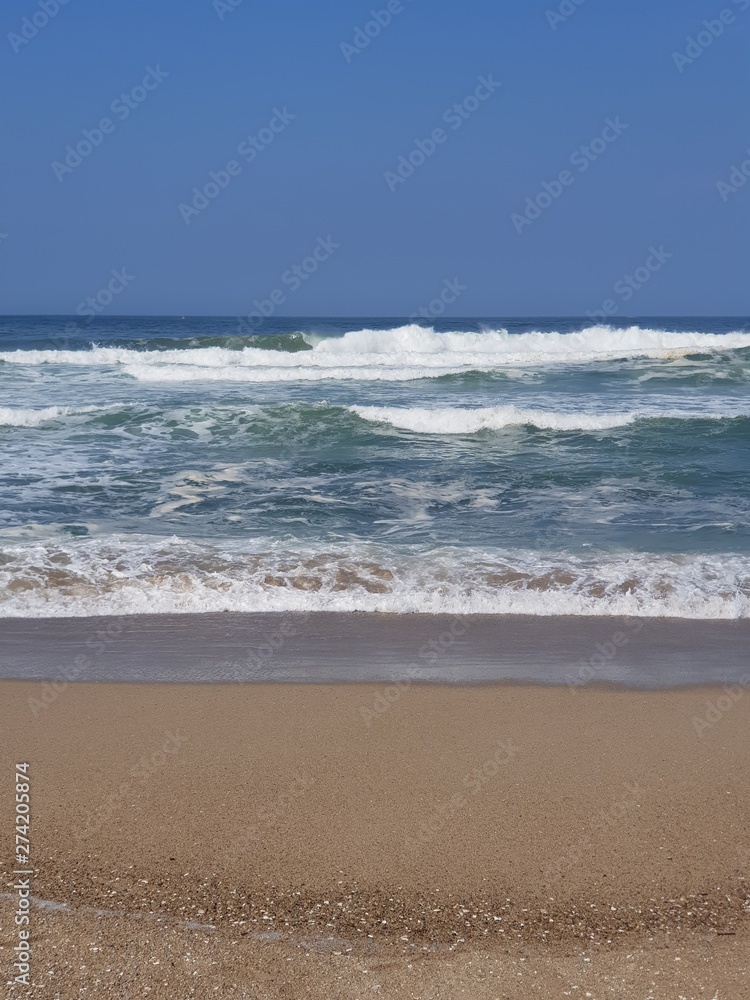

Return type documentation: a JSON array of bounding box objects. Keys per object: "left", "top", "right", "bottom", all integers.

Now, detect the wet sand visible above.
[
  {"left": 1, "top": 610, "right": 750, "bottom": 686},
  {"left": 1, "top": 677, "right": 749, "bottom": 997}
]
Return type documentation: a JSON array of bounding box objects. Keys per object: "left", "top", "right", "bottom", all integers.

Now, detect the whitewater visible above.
[
  {"left": 3, "top": 324, "right": 750, "bottom": 383},
  {"left": 1, "top": 316, "right": 748, "bottom": 618}
]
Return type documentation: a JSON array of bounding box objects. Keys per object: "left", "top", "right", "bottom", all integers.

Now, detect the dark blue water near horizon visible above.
[{"left": 0, "top": 314, "right": 748, "bottom": 351}]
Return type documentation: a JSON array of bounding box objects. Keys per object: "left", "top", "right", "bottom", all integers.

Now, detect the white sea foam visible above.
[
  {"left": 1, "top": 399, "right": 744, "bottom": 439},
  {"left": 0, "top": 405, "right": 106, "bottom": 427},
  {"left": 120, "top": 361, "right": 457, "bottom": 383},
  {"left": 0, "top": 535, "right": 747, "bottom": 619},
  {"left": 347, "top": 404, "right": 745, "bottom": 434},
  {"left": 307, "top": 324, "right": 750, "bottom": 359},
  {"left": 2, "top": 326, "right": 748, "bottom": 383}
]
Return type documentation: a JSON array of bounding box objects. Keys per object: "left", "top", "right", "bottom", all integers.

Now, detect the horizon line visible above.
[{"left": 1, "top": 313, "right": 749, "bottom": 321}]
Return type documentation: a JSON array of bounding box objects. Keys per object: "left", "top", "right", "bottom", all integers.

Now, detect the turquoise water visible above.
[{"left": 1, "top": 316, "right": 749, "bottom": 617}]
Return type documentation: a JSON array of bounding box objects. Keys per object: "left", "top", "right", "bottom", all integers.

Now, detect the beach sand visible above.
[{"left": 2, "top": 674, "right": 749, "bottom": 998}]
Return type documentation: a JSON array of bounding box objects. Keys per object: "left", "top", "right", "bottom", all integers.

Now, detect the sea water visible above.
[{"left": 1, "top": 315, "right": 748, "bottom": 618}]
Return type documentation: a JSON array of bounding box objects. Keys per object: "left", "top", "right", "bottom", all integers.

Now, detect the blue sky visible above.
[{"left": 1, "top": 0, "right": 748, "bottom": 316}]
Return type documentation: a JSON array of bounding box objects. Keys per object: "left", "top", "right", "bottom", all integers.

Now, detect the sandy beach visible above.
[
  {"left": 4, "top": 0, "right": 749, "bottom": 994},
  {"left": 2, "top": 673, "right": 749, "bottom": 997}
]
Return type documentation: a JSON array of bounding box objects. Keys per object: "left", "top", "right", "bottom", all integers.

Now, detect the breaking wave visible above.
[
  {"left": 348, "top": 404, "right": 748, "bottom": 434},
  {"left": 2, "top": 400, "right": 747, "bottom": 437},
  {"left": 0, "top": 405, "right": 107, "bottom": 427},
  {"left": 2, "top": 325, "right": 749, "bottom": 383},
  {"left": 0, "top": 536, "right": 748, "bottom": 619}
]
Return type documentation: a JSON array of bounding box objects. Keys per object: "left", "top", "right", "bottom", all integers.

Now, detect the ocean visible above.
[{"left": 1, "top": 315, "right": 749, "bottom": 619}]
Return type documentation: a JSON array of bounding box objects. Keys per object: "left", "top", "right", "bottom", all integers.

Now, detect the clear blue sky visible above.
[{"left": 1, "top": 0, "right": 748, "bottom": 316}]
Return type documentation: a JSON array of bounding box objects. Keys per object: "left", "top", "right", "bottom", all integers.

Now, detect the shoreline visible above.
[{"left": 2, "top": 610, "right": 750, "bottom": 687}]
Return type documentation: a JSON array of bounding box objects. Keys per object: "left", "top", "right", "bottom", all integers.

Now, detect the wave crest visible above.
[
  {"left": 2, "top": 325, "right": 749, "bottom": 383},
  {"left": 347, "top": 404, "right": 742, "bottom": 434},
  {"left": 0, "top": 405, "right": 107, "bottom": 427}
]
